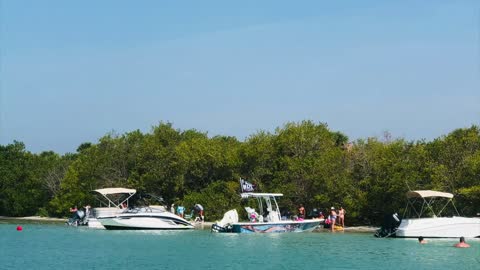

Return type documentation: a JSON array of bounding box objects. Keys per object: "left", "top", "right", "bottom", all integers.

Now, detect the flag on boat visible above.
[{"left": 240, "top": 178, "right": 256, "bottom": 192}]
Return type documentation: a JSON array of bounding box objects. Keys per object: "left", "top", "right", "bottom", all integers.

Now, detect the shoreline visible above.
[{"left": 0, "top": 217, "right": 378, "bottom": 232}]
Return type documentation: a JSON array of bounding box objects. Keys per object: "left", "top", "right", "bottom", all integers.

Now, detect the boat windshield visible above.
[
  {"left": 240, "top": 193, "right": 282, "bottom": 222},
  {"left": 130, "top": 193, "right": 165, "bottom": 208}
]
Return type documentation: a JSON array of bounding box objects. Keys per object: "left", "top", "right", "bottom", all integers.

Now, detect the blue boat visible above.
[{"left": 211, "top": 192, "right": 322, "bottom": 233}]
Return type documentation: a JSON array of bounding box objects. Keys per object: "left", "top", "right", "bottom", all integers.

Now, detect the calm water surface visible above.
[{"left": 1, "top": 223, "right": 478, "bottom": 270}]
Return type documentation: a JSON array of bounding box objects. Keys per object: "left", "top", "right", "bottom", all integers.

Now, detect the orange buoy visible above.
[{"left": 16, "top": 226, "right": 23, "bottom": 231}]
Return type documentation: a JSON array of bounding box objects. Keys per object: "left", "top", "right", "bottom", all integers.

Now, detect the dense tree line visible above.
[{"left": 1, "top": 121, "right": 479, "bottom": 225}]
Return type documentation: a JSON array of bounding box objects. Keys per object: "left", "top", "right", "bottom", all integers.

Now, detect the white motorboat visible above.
[
  {"left": 212, "top": 192, "right": 322, "bottom": 233},
  {"left": 376, "top": 190, "right": 480, "bottom": 238},
  {"left": 95, "top": 188, "right": 194, "bottom": 230},
  {"left": 89, "top": 188, "right": 194, "bottom": 230},
  {"left": 98, "top": 207, "right": 194, "bottom": 230}
]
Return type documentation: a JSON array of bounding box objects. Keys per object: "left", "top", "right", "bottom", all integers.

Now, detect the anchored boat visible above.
[
  {"left": 212, "top": 191, "right": 322, "bottom": 233},
  {"left": 68, "top": 187, "right": 194, "bottom": 230},
  {"left": 375, "top": 190, "right": 480, "bottom": 238}
]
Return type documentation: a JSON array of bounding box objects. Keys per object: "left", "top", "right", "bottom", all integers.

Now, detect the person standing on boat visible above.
[
  {"left": 298, "top": 204, "right": 306, "bottom": 219},
  {"left": 330, "top": 207, "right": 337, "bottom": 232},
  {"left": 338, "top": 207, "right": 346, "bottom": 227},
  {"left": 454, "top": 237, "right": 470, "bottom": 248}
]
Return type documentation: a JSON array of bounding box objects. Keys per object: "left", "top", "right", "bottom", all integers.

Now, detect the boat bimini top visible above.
[
  {"left": 404, "top": 190, "right": 459, "bottom": 218},
  {"left": 406, "top": 190, "right": 454, "bottom": 199},
  {"left": 93, "top": 188, "right": 136, "bottom": 208}
]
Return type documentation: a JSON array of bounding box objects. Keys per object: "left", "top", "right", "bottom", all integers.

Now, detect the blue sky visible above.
[{"left": 1, "top": 0, "right": 479, "bottom": 153}]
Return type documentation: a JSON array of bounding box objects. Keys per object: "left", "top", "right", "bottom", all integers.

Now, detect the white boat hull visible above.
[
  {"left": 396, "top": 217, "right": 480, "bottom": 238},
  {"left": 87, "top": 218, "right": 106, "bottom": 229},
  {"left": 213, "top": 219, "right": 322, "bottom": 233},
  {"left": 87, "top": 207, "right": 125, "bottom": 229},
  {"left": 98, "top": 210, "right": 194, "bottom": 230}
]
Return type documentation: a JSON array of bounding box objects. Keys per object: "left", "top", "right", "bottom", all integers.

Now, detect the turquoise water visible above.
[{"left": 1, "top": 223, "right": 479, "bottom": 270}]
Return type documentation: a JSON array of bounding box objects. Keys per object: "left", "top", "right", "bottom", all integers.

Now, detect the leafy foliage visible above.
[{"left": 1, "top": 122, "right": 479, "bottom": 224}]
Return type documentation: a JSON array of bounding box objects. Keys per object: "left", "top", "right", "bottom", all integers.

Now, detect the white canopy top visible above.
[
  {"left": 93, "top": 188, "right": 136, "bottom": 195},
  {"left": 406, "top": 190, "right": 454, "bottom": 199},
  {"left": 241, "top": 193, "right": 283, "bottom": 198}
]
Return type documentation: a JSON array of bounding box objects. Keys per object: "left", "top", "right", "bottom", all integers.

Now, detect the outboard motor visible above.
[
  {"left": 374, "top": 213, "right": 401, "bottom": 238},
  {"left": 66, "top": 209, "right": 88, "bottom": 226},
  {"left": 211, "top": 209, "right": 238, "bottom": 233}
]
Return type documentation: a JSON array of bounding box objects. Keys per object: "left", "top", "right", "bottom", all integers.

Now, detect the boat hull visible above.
[
  {"left": 87, "top": 218, "right": 106, "bottom": 229},
  {"left": 227, "top": 220, "right": 321, "bottom": 233},
  {"left": 395, "top": 217, "right": 480, "bottom": 238},
  {"left": 99, "top": 214, "right": 194, "bottom": 230}
]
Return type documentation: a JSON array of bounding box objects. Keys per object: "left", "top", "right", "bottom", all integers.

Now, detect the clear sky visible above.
[{"left": 1, "top": 0, "right": 479, "bottom": 153}]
